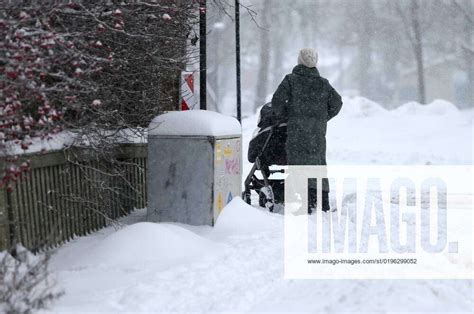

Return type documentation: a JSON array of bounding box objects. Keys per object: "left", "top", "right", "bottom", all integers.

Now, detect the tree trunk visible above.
[
  {"left": 271, "top": 38, "right": 284, "bottom": 85},
  {"left": 414, "top": 42, "right": 426, "bottom": 104},
  {"left": 411, "top": 0, "right": 426, "bottom": 104},
  {"left": 338, "top": 47, "right": 345, "bottom": 91},
  {"left": 254, "top": 0, "right": 271, "bottom": 111},
  {"left": 356, "top": 0, "right": 374, "bottom": 98},
  {"left": 207, "top": 16, "right": 221, "bottom": 112}
]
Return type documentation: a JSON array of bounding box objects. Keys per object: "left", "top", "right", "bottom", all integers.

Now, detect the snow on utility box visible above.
[{"left": 147, "top": 110, "right": 242, "bottom": 226}]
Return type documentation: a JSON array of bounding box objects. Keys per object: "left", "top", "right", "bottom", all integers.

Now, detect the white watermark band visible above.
[{"left": 284, "top": 165, "right": 473, "bottom": 280}]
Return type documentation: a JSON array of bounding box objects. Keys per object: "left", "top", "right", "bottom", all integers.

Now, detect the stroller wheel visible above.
[
  {"left": 259, "top": 186, "right": 275, "bottom": 212},
  {"left": 242, "top": 191, "right": 251, "bottom": 205},
  {"left": 258, "top": 192, "right": 265, "bottom": 207}
]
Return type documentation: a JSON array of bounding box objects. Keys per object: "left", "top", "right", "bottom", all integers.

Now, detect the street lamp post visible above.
[
  {"left": 235, "top": 0, "right": 242, "bottom": 122},
  {"left": 200, "top": 0, "right": 207, "bottom": 110}
]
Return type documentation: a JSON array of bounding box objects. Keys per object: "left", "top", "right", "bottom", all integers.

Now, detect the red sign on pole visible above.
[{"left": 180, "top": 72, "right": 196, "bottom": 110}]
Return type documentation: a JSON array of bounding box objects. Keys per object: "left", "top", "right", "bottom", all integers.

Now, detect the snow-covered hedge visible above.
[{"left": 0, "top": 246, "right": 63, "bottom": 314}]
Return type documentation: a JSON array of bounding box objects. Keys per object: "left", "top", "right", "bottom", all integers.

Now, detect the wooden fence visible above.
[{"left": 0, "top": 144, "right": 147, "bottom": 252}]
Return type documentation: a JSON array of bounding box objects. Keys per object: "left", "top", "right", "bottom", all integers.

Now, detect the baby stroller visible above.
[{"left": 242, "top": 103, "right": 287, "bottom": 212}]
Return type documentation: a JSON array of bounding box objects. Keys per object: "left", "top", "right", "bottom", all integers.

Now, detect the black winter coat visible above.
[{"left": 272, "top": 65, "right": 343, "bottom": 190}]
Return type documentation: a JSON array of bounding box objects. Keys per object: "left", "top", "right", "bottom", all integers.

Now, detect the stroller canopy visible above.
[
  {"left": 248, "top": 102, "right": 287, "bottom": 165},
  {"left": 257, "top": 102, "right": 286, "bottom": 129}
]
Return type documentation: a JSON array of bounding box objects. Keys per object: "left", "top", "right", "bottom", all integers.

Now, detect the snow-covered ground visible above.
[{"left": 47, "top": 97, "right": 473, "bottom": 312}]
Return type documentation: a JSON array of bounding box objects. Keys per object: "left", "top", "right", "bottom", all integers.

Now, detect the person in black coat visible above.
[{"left": 271, "top": 48, "right": 343, "bottom": 212}]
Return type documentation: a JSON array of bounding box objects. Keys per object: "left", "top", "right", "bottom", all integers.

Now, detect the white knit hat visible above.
[{"left": 297, "top": 48, "right": 318, "bottom": 68}]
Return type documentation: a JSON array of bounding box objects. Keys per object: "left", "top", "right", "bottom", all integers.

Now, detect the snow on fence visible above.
[{"left": 0, "top": 144, "right": 147, "bottom": 251}]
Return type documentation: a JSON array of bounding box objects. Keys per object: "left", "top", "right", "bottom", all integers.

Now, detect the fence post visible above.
[{"left": 0, "top": 188, "right": 10, "bottom": 251}]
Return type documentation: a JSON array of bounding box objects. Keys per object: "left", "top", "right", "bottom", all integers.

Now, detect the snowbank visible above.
[
  {"left": 339, "top": 96, "right": 388, "bottom": 118},
  {"left": 149, "top": 110, "right": 241, "bottom": 137},
  {"left": 393, "top": 99, "right": 461, "bottom": 117},
  {"left": 328, "top": 97, "right": 472, "bottom": 165},
  {"left": 337, "top": 97, "right": 462, "bottom": 119},
  {"left": 213, "top": 197, "right": 280, "bottom": 234},
  {"left": 69, "top": 222, "right": 221, "bottom": 268}
]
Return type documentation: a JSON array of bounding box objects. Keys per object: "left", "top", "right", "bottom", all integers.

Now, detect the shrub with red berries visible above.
[{"left": 1, "top": 1, "right": 198, "bottom": 192}]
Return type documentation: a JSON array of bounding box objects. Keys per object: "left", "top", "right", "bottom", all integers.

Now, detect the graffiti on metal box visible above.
[{"left": 225, "top": 158, "right": 240, "bottom": 174}]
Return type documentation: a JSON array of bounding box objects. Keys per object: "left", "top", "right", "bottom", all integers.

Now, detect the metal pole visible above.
[
  {"left": 200, "top": 0, "right": 207, "bottom": 110},
  {"left": 235, "top": 0, "right": 242, "bottom": 122}
]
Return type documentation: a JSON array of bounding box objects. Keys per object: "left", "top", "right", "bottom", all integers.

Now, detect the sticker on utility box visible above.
[
  {"left": 213, "top": 137, "right": 241, "bottom": 223},
  {"left": 215, "top": 143, "right": 223, "bottom": 163}
]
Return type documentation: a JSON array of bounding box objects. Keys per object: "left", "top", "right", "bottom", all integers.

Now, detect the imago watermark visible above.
[{"left": 284, "top": 166, "right": 473, "bottom": 279}]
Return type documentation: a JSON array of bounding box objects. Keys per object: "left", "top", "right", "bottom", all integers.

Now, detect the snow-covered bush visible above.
[
  {"left": 0, "top": 246, "right": 63, "bottom": 314},
  {"left": 0, "top": 3, "right": 110, "bottom": 190},
  {"left": 1, "top": 1, "right": 196, "bottom": 206},
  {"left": 1, "top": 7, "right": 87, "bottom": 152}
]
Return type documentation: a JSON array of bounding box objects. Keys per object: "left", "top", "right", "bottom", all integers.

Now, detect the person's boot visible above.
[
  {"left": 308, "top": 188, "right": 332, "bottom": 213},
  {"left": 322, "top": 192, "right": 331, "bottom": 212},
  {"left": 308, "top": 187, "right": 317, "bottom": 215}
]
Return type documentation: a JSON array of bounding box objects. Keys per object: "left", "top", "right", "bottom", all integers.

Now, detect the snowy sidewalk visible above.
[
  {"left": 49, "top": 198, "right": 472, "bottom": 312},
  {"left": 47, "top": 98, "right": 473, "bottom": 312}
]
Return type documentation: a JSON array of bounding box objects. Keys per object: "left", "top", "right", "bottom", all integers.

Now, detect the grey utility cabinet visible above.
[{"left": 147, "top": 110, "right": 242, "bottom": 226}]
